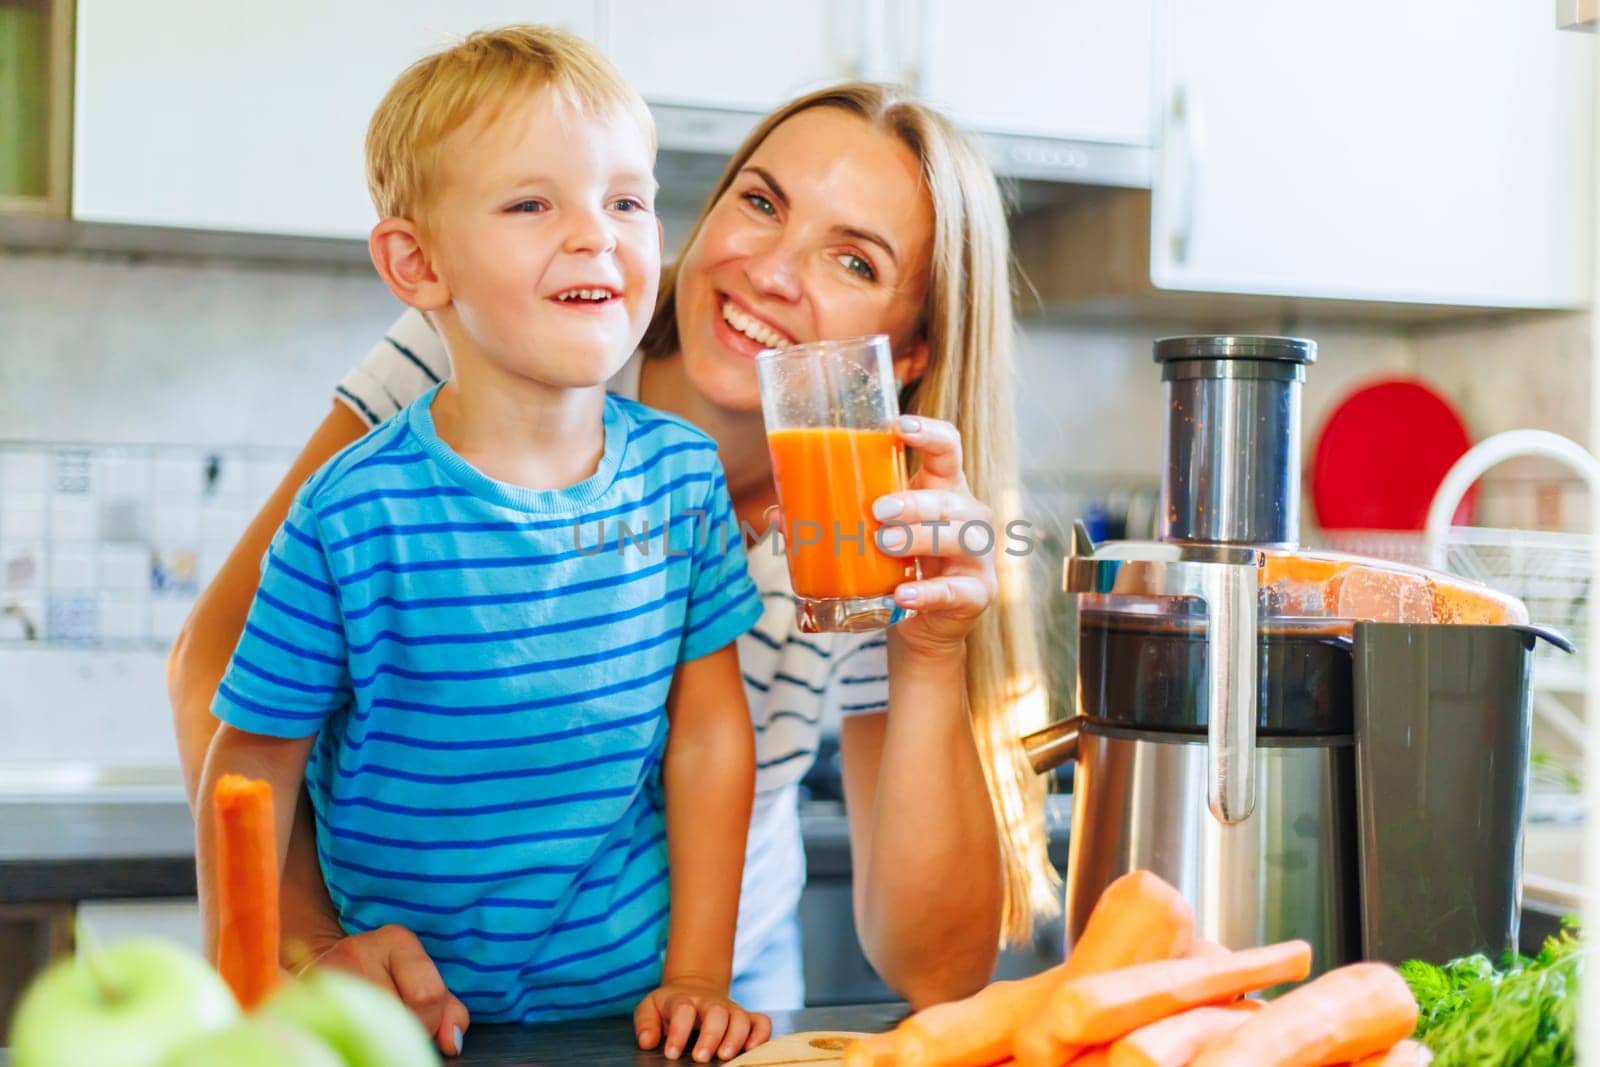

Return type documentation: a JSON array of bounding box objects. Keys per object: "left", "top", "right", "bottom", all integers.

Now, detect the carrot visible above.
[
  {"left": 1013, "top": 1021, "right": 1084, "bottom": 1067},
  {"left": 1009, "top": 872, "right": 1196, "bottom": 1067},
  {"left": 1183, "top": 939, "right": 1230, "bottom": 960},
  {"left": 895, "top": 973, "right": 1060, "bottom": 1067},
  {"left": 1106, "top": 1002, "right": 1261, "bottom": 1067},
  {"left": 1052, "top": 940, "right": 1313, "bottom": 1045},
  {"left": 1064, "top": 1049, "right": 1110, "bottom": 1066},
  {"left": 1352, "top": 1040, "right": 1433, "bottom": 1066},
  {"left": 213, "top": 774, "right": 279, "bottom": 1009},
  {"left": 1190, "top": 962, "right": 1418, "bottom": 1067},
  {"left": 1059, "top": 872, "right": 1196, "bottom": 975},
  {"left": 842, "top": 1032, "right": 898, "bottom": 1067}
]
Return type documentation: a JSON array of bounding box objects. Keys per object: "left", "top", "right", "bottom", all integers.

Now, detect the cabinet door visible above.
[
  {"left": 1151, "top": 0, "right": 1596, "bottom": 307},
  {"left": 0, "top": 0, "right": 73, "bottom": 215},
  {"left": 73, "top": 1, "right": 599, "bottom": 239},
  {"left": 605, "top": 0, "right": 865, "bottom": 112},
  {"left": 919, "top": 0, "right": 1154, "bottom": 145}
]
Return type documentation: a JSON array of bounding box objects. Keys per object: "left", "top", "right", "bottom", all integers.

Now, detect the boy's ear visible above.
[{"left": 369, "top": 217, "right": 449, "bottom": 311}]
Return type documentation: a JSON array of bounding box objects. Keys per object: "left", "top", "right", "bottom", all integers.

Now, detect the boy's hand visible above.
[
  {"left": 304, "top": 924, "right": 471, "bottom": 1058},
  {"left": 634, "top": 980, "right": 772, "bottom": 1062}
]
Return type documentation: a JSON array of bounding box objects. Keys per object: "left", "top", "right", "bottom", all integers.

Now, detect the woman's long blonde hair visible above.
[{"left": 642, "top": 83, "right": 1059, "bottom": 942}]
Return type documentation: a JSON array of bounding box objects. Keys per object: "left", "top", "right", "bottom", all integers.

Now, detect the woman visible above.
[{"left": 169, "top": 81, "right": 1055, "bottom": 1043}]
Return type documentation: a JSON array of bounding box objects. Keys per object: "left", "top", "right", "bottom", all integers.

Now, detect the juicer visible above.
[{"left": 1024, "top": 335, "right": 1570, "bottom": 971}]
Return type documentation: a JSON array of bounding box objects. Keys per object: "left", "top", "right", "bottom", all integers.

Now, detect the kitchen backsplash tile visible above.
[
  {"left": 0, "top": 647, "right": 175, "bottom": 770},
  {"left": 0, "top": 248, "right": 1591, "bottom": 771},
  {"left": 1013, "top": 318, "right": 1420, "bottom": 481},
  {"left": 0, "top": 441, "right": 294, "bottom": 649},
  {"left": 0, "top": 249, "right": 401, "bottom": 450}
]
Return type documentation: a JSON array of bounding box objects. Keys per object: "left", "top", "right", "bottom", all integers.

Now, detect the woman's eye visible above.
[
  {"left": 507, "top": 200, "right": 546, "bottom": 214},
  {"left": 838, "top": 253, "right": 876, "bottom": 280},
  {"left": 742, "top": 192, "right": 777, "bottom": 216}
]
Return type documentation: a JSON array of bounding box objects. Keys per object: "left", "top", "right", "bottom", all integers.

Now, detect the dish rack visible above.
[{"left": 1317, "top": 430, "right": 1596, "bottom": 761}]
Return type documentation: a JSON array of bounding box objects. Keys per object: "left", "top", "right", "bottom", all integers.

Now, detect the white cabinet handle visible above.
[{"left": 1167, "top": 84, "right": 1204, "bottom": 266}]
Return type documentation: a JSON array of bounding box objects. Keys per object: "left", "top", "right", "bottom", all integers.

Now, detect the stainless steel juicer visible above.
[{"left": 1025, "top": 335, "right": 1570, "bottom": 972}]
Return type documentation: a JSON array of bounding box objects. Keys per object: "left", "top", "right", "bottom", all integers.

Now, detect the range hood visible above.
[{"left": 652, "top": 102, "right": 1152, "bottom": 215}]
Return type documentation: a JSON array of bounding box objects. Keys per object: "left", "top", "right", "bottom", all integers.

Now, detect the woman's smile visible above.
[{"left": 714, "top": 293, "right": 797, "bottom": 355}]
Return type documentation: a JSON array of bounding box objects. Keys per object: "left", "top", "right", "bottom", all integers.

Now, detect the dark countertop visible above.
[
  {"left": 449, "top": 1004, "right": 906, "bottom": 1066},
  {"left": 0, "top": 1003, "right": 906, "bottom": 1066},
  {"left": 0, "top": 801, "right": 197, "bottom": 904}
]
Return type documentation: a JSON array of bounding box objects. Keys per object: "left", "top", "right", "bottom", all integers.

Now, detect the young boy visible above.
[{"left": 196, "top": 26, "right": 767, "bottom": 1061}]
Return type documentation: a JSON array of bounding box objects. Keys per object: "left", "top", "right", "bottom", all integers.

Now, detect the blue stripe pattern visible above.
[
  {"left": 387, "top": 335, "right": 442, "bottom": 383},
  {"left": 212, "top": 387, "right": 763, "bottom": 1022}
]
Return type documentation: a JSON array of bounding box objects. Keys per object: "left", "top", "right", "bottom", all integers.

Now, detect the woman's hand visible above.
[
  {"left": 873, "top": 414, "right": 1000, "bottom": 658},
  {"left": 302, "top": 924, "right": 472, "bottom": 1058},
  {"left": 634, "top": 980, "right": 771, "bottom": 1062}
]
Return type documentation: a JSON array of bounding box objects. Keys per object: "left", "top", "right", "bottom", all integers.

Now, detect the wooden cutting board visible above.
[{"left": 724, "top": 1031, "right": 874, "bottom": 1065}]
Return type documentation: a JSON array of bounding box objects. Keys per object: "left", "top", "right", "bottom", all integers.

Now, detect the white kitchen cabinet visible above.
[
  {"left": 608, "top": 0, "right": 1152, "bottom": 146},
  {"left": 918, "top": 0, "right": 1154, "bottom": 146},
  {"left": 72, "top": 1, "right": 599, "bottom": 239},
  {"left": 1150, "top": 0, "right": 1596, "bottom": 308},
  {"left": 604, "top": 0, "right": 1153, "bottom": 186},
  {"left": 604, "top": 0, "right": 866, "bottom": 113},
  {"left": 67, "top": 0, "right": 1159, "bottom": 243}
]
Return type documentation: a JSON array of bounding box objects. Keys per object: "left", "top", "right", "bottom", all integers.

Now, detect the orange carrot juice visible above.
[{"left": 767, "top": 427, "right": 914, "bottom": 599}]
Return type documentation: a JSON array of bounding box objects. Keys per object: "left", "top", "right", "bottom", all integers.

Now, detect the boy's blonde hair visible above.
[{"left": 365, "top": 24, "right": 655, "bottom": 228}]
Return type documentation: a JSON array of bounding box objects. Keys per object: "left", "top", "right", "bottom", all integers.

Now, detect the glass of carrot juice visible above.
[{"left": 755, "top": 335, "right": 918, "bottom": 633}]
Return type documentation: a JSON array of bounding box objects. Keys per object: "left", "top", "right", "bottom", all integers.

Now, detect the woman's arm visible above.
[
  {"left": 168, "top": 401, "right": 369, "bottom": 807},
  {"left": 839, "top": 646, "right": 1003, "bottom": 1010},
  {"left": 838, "top": 413, "right": 1008, "bottom": 1008},
  {"left": 196, "top": 724, "right": 316, "bottom": 960}
]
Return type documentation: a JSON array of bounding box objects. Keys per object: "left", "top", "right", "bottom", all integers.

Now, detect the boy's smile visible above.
[{"left": 424, "top": 88, "right": 661, "bottom": 391}]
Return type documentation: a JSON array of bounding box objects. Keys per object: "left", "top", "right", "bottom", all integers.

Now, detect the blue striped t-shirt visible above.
[{"left": 211, "top": 385, "right": 764, "bottom": 1022}]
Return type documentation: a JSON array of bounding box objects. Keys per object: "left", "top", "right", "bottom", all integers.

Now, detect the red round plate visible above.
[{"left": 1311, "top": 378, "right": 1476, "bottom": 531}]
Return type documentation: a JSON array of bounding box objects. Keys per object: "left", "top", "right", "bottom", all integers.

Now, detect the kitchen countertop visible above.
[
  {"left": 0, "top": 1002, "right": 907, "bottom": 1066},
  {"left": 448, "top": 1003, "right": 906, "bottom": 1066},
  {"left": 0, "top": 801, "right": 197, "bottom": 904}
]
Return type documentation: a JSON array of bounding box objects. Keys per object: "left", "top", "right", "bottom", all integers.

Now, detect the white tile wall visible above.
[
  {"left": 0, "top": 248, "right": 1593, "bottom": 771},
  {"left": 0, "top": 249, "right": 404, "bottom": 772},
  {"left": 0, "top": 648, "right": 174, "bottom": 766},
  {"left": 0, "top": 250, "right": 403, "bottom": 448},
  {"left": 1, "top": 442, "right": 295, "bottom": 649},
  {"left": 1413, "top": 312, "right": 1594, "bottom": 532},
  {"left": 1014, "top": 319, "right": 1420, "bottom": 482}
]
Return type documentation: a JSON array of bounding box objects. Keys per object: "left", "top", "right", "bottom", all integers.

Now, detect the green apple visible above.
[
  {"left": 9, "top": 938, "right": 239, "bottom": 1067},
  {"left": 258, "top": 968, "right": 439, "bottom": 1067},
  {"left": 158, "top": 1018, "right": 344, "bottom": 1067}
]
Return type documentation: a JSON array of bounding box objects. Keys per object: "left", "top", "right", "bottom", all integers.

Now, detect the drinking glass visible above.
[{"left": 755, "top": 335, "right": 917, "bottom": 633}]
